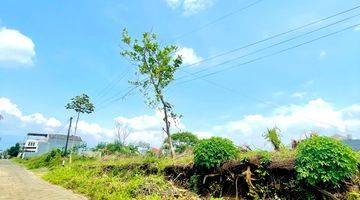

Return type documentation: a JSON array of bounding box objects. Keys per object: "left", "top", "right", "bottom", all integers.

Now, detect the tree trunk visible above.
[
  {"left": 74, "top": 112, "right": 80, "bottom": 136},
  {"left": 70, "top": 112, "right": 80, "bottom": 164},
  {"left": 160, "top": 96, "right": 175, "bottom": 158}
]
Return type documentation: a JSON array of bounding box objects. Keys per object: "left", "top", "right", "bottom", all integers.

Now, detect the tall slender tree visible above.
[
  {"left": 65, "top": 94, "right": 94, "bottom": 136},
  {"left": 120, "top": 29, "right": 183, "bottom": 158}
]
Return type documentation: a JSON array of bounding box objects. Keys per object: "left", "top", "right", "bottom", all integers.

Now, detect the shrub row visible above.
[{"left": 193, "top": 135, "right": 359, "bottom": 187}]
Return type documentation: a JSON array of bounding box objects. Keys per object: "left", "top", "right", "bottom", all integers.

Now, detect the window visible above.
[{"left": 28, "top": 142, "right": 36, "bottom": 146}]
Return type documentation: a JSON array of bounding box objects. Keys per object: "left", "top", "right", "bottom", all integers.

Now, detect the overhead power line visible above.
[
  {"left": 98, "top": 21, "right": 359, "bottom": 110},
  {"left": 167, "top": 24, "right": 360, "bottom": 129},
  {"left": 94, "top": 69, "right": 129, "bottom": 99},
  {"left": 174, "top": 12, "right": 360, "bottom": 82},
  {"left": 96, "top": 6, "right": 360, "bottom": 111},
  {"left": 180, "top": 4, "right": 360, "bottom": 69},
  {"left": 171, "top": 23, "right": 360, "bottom": 87},
  {"left": 172, "top": 0, "right": 266, "bottom": 41}
]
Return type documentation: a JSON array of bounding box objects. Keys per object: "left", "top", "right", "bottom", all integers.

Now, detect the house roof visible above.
[{"left": 48, "top": 134, "right": 82, "bottom": 141}]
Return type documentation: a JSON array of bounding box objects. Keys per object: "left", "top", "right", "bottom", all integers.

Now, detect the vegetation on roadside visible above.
[
  {"left": 295, "top": 136, "right": 358, "bottom": 188},
  {"left": 13, "top": 150, "right": 196, "bottom": 200},
  {"left": 194, "top": 137, "right": 239, "bottom": 169},
  {"left": 2, "top": 142, "right": 21, "bottom": 158},
  {"left": 12, "top": 133, "right": 360, "bottom": 200}
]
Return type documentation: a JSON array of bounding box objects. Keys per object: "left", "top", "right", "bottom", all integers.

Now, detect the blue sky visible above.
[{"left": 0, "top": 0, "right": 359, "bottom": 150}]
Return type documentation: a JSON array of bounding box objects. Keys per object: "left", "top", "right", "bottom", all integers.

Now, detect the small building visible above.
[{"left": 22, "top": 133, "right": 83, "bottom": 158}]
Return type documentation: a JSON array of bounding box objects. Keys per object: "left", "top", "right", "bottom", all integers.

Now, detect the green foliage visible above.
[
  {"left": 65, "top": 94, "right": 94, "bottom": 114},
  {"left": 189, "top": 175, "right": 200, "bottom": 193},
  {"left": 164, "top": 132, "right": 199, "bottom": 153},
  {"left": 120, "top": 29, "right": 182, "bottom": 105},
  {"left": 263, "top": 127, "right": 282, "bottom": 151},
  {"left": 239, "top": 148, "right": 295, "bottom": 166},
  {"left": 346, "top": 191, "right": 360, "bottom": 200},
  {"left": 295, "top": 136, "right": 358, "bottom": 187},
  {"left": 94, "top": 141, "right": 139, "bottom": 156},
  {"left": 6, "top": 142, "right": 21, "bottom": 158},
  {"left": 17, "top": 149, "right": 63, "bottom": 169},
  {"left": 240, "top": 150, "right": 272, "bottom": 165},
  {"left": 194, "top": 137, "right": 239, "bottom": 169},
  {"left": 34, "top": 154, "right": 196, "bottom": 199},
  {"left": 120, "top": 29, "right": 181, "bottom": 112},
  {"left": 93, "top": 142, "right": 106, "bottom": 151},
  {"left": 44, "top": 164, "right": 171, "bottom": 200},
  {"left": 120, "top": 28, "right": 183, "bottom": 157}
]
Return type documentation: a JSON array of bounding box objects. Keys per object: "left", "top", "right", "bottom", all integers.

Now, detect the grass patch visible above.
[
  {"left": 238, "top": 148, "right": 295, "bottom": 166},
  {"left": 14, "top": 152, "right": 196, "bottom": 200}
]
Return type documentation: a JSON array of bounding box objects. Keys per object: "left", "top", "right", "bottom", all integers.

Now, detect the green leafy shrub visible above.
[
  {"left": 264, "top": 127, "right": 282, "bottom": 151},
  {"left": 295, "top": 136, "right": 358, "bottom": 187},
  {"left": 20, "top": 148, "right": 63, "bottom": 169},
  {"left": 194, "top": 137, "right": 239, "bottom": 169}
]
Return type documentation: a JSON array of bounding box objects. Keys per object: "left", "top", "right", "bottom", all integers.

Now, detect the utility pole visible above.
[{"left": 64, "top": 117, "right": 73, "bottom": 156}]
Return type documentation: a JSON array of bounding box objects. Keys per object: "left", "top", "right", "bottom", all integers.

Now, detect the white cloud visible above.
[
  {"left": 355, "top": 25, "right": 360, "bottom": 31},
  {"left": 0, "top": 97, "right": 62, "bottom": 138},
  {"left": 194, "top": 131, "right": 212, "bottom": 139},
  {"left": 0, "top": 97, "right": 60, "bottom": 129},
  {"left": 76, "top": 120, "right": 114, "bottom": 141},
  {"left": 0, "top": 97, "right": 113, "bottom": 146},
  {"left": 208, "top": 98, "right": 360, "bottom": 148},
  {"left": 165, "top": 0, "right": 181, "bottom": 9},
  {"left": 114, "top": 110, "right": 185, "bottom": 146},
  {"left": 21, "top": 113, "right": 61, "bottom": 128},
  {"left": 319, "top": 50, "right": 326, "bottom": 59},
  {"left": 183, "top": 0, "right": 214, "bottom": 15},
  {"left": 0, "top": 27, "right": 35, "bottom": 67},
  {"left": 0, "top": 97, "right": 187, "bottom": 148},
  {"left": 291, "top": 92, "right": 307, "bottom": 99},
  {"left": 3, "top": 97, "right": 359, "bottom": 150},
  {"left": 0, "top": 98, "right": 22, "bottom": 118},
  {"left": 165, "top": 0, "right": 214, "bottom": 15},
  {"left": 176, "top": 47, "right": 202, "bottom": 65}
]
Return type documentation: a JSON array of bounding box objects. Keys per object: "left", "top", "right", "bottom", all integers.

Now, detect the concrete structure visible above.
[{"left": 22, "top": 133, "right": 83, "bottom": 158}]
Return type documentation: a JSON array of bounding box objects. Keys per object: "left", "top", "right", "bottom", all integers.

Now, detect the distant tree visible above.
[
  {"left": 114, "top": 122, "right": 130, "bottom": 146},
  {"left": 65, "top": 94, "right": 94, "bottom": 136},
  {"left": 164, "top": 132, "right": 199, "bottom": 153},
  {"left": 93, "top": 142, "right": 106, "bottom": 151},
  {"left": 0, "top": 114, "right": 3, "bottom": 120},
  {"left": 120, "top": 29, "right": 183, "bottom": 158},
  {"left": 264, "top": 127, "right": 282, "bottom": 151},
  {"left": 6, "top": 143, "right": 20, "bottom": 158}
]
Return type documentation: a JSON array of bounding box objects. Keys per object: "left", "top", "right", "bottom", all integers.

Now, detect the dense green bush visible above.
[
  {"left": 295, "top": 136, "right": 358, "bottom": 187},
  {"left": 23, "top": 149, "right": 63, "bottom": 169},
  {"left": 194, "top": 137, "right": 239, "bottom": 169}
]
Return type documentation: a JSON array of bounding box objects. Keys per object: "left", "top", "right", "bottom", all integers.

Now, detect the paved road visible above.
[{"left": 0, "top": 159, "right": 87, "bottom": 200}]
